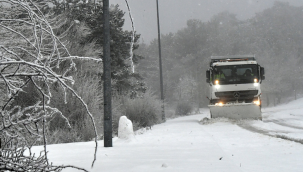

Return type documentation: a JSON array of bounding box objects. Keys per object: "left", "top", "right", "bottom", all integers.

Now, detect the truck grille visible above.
[{"left": 215, "top": 90, "right": 258, "bottom": 99}]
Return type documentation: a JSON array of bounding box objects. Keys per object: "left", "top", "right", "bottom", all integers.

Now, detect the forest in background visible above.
[
  {"left": 1, "top": 0, "right": 303, "bottom": 147},
  {"left": 136, "top": 1, "right": 303, "bottom": 109},
  {"left": 1, "top": 0, "right": 303, "bottom": 170}
]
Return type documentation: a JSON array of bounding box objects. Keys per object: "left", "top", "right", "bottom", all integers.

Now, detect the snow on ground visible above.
[
  {"left": 239, "top": 98, "right": 303, "bottom": 141},
  {"left": 32, "top": 98, "right": 303, "bottom": 172}
]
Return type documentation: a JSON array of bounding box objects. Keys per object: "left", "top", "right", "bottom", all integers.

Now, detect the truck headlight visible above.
[
  {"left": 253, "top": 100, "right": 260, "bottom": 105},
  {"left": 254, "top": 79, "right": 258, "bottom": 83},
  {"left": 215, "top": 102, "right": 223, "bottom": 106},
  {"left": 215, "top": 80, "right": 219, "bottom": 85}
]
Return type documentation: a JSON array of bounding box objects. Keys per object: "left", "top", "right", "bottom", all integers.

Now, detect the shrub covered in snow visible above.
[
  {"left": 175, "top": 101, "right": 193, "bottom": 116},
  {"left": 123, "top": 91, "right": 162, "bottom": 129},
  {"left": 48, "top": 74, "right": 103, "bottom": 143}
]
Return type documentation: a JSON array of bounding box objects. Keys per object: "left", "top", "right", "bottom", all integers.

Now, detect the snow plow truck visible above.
[{"left": 206, "top": 55, "right": 265, "bottom": 120}]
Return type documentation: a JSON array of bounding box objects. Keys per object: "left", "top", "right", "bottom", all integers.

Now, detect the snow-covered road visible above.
[
  {"left": 34, "top": 98, "right": 303, "bottom": 172},
  {"left": 240, "top": 98, "right": 303, "bottom": 141}
]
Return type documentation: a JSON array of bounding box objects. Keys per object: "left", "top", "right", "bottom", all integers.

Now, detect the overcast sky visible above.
[{"left": 110, "top": 0, "right": 303, "bottom": 44}]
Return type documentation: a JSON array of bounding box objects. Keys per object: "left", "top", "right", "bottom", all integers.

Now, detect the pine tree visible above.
[{"left": 50, "top": 1, "right": 142, "bottom": 93}]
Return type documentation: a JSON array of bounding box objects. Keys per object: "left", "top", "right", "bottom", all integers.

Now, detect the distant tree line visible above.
[{"left": 136, "top": 1, "right": 303, "bottom": 108}]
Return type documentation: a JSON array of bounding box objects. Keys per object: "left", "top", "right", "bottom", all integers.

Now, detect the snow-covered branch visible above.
[
  {"left": 125, "top": 0, "right": 135, "bottom": 73},
  {"left": 0, "top": 0, "right": 100, "bottom": 171}
]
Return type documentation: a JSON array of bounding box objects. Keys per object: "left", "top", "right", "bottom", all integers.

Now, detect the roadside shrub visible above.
[
  {"left": 47, "top": 115, "right": 100, "bottom": 144},
  {"left": 46, "top": 128, "right": 82, "bottom": 144},
  {"left": 175, "top": 101, "right": 193, "bottom": 116},
  {"left": 112, "top": 99, "right": 124, "bottom": 136},
  {"left": 123, "top": 91, "right": 162, "bottom": 129},
  {"left": 48, "top": 73, "right": 103, "bottom": 143},
  {"left": 165, "top": 108, "right": 176, "bottom": 119}
]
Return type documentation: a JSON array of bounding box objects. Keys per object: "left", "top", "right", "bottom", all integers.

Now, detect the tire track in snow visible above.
[
  {"left": 263, "top": 119, "right": 303, "bottom": 130},
  {"left": 237, "top": 120, "right": 303, "bottom": 145},
  {"left": 200, "top": 117, "right": 303, "bottom": 144},
  {"left": 262, "top": 109, "right": 303, "bottom": 130},
  {"left": 201, "top": 107, "right": 303, "bottom": 144}
]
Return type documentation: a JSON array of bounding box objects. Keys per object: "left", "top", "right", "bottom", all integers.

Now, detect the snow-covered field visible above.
[{"left": 33, "top": 98, "right": 303, "bottom": 172}]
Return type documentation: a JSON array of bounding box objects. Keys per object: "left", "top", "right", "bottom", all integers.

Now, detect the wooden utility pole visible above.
[
  {"left": 103, "top": 0, "right": 112, "bottom": 147},
  {"left": 156, "top": 0, "right": 165, "bottom": 122}
]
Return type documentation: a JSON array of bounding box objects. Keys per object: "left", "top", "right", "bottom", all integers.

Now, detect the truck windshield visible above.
[{"left": 212, "top": 64, "right": 258, "bottom": 85}]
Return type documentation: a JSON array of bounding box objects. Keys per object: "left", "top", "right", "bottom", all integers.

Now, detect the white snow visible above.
[
  {"left": 32, "top": 98, "right": 303, "bottom": 172},
  {"left": 249, "top": 98, "right": 303, "bottom": 140}
]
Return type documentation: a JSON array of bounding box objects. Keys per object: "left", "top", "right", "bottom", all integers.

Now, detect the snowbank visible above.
[{"left": 118, "top": 116, "right": 134, "bottom": 140}]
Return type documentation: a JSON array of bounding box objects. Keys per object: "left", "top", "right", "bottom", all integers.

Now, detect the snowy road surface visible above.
[{"left": 33, "top": 98, "right": 303, "bottom": 172}]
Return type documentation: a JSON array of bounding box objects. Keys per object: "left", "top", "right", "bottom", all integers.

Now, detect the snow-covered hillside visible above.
[{"left": 33, "top": 98, "right": 303, "bottom": 172}]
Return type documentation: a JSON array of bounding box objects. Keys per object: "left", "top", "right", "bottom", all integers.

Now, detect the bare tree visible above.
[{"left": 0, "top": 0, "right": 100, "bottom": 171}]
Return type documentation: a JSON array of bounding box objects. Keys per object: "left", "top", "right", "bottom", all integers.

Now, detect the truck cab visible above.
[{"left": 206, "top": 55, "right": 265, "bottom": 119}]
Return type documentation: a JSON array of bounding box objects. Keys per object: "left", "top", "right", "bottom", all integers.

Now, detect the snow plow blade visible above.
[{"left": 209, "top": 103, "right": 262, "bottom": 120}]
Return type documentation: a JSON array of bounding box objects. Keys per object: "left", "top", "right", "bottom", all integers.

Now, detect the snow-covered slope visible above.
[{"left": 33, "top": 98, "right": 303, "bottom": 172}]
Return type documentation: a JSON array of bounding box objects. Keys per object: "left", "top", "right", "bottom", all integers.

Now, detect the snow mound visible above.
[{"left": 118, "top": 116, "right": 134, "bottom": 140}]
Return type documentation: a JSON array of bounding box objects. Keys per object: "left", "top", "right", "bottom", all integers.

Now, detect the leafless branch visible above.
[
  {"left": 125, "top": 0, "right": 135, "bottom": 73},
  {"left": 0, "top": 0, "right": 101, "bottom": 171}
]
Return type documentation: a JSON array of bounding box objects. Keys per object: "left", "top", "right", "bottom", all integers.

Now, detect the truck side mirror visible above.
[
  {"left": 206, "top": 70, "right": 210, "bottom": 83},
  {"left": 260, "top": 67, "right": 265, "bottom": 80},
  {"left": 260, "top": 67, "right": 265, "bottom": 76}
]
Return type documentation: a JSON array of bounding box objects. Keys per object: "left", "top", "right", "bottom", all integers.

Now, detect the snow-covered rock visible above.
[{"left": 118, "top": 116, "right": 134, "bottom": 140}]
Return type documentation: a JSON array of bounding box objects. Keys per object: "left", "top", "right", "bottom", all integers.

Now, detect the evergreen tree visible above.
[{"left": 50, "top": 0, "right": 142, "bottom": 93}]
